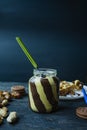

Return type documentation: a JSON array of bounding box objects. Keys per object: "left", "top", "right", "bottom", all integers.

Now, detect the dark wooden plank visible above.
[{"left": 0, "top": 82, "right": 87, "bottom": 130}]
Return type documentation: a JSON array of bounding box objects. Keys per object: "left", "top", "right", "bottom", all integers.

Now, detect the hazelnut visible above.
[
  {"left": 3, "top": 91, "right": 9, "bottom": 95},
  {"left": 1, "top": 99, "right": 8, "bottom": 106},
  {"left": 4, "top": 94, "right": 11, "bottom": 100},
  {"left": 0, "top": 108, "right": 8, "bottom": 117},
  {"left": 7, "top": 112, "right": 17, "bottom": 123},
  {"left": 2, "top": 107, "right": 8, "bottom": 112}
]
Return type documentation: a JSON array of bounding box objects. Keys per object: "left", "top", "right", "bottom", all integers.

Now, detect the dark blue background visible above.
[{"left": 0, "top": 0, "right": 87, "bottom": 82}]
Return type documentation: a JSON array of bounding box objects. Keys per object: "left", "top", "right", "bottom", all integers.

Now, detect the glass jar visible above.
[{"left": 28, "top": 68, "right": 59, "bottom": 113}]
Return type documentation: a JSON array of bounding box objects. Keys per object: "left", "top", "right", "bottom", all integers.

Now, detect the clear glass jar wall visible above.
[{"left": 28, "top": 68, "right": 59, "bottom": 113}]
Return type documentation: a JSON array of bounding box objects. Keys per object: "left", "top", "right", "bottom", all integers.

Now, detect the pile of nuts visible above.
[
  {"left": 0, "top": 90, "right": 18, "bottom": 125},
  {"left": 59, "top": 80, "right": 83, "bottom": 96},
  {"left": 0, "top": 91, "right": 11, "bottom": 107}
]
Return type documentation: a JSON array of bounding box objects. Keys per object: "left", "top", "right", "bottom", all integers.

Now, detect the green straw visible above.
[{"left": 16, "top": 37, "right": 38, "bottom": 68}]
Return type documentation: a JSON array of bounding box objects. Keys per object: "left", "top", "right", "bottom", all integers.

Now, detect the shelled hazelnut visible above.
[
  {"left": 2, "top": 91, "right": 11, "bottom": 101},
  {"left": 0, "top": 90, "right": 12, "bottom": 108},
  {"left": 7, "top": 112, "right": 18, "bottom": 123},
  {"left": 0, "top": 106, "right": 8, "bottom": 125},
  {"left": 1, "top": 99, "right": 8, "bottom": 106},
  {"left": 0, "top": 87, "right": 22, "bottom": 125},
  {"left": 0, "top": 108, "right": 8, "bottom": 118},
  {"left": 2, "top": 107, "right": 8, "bottom": 112}
]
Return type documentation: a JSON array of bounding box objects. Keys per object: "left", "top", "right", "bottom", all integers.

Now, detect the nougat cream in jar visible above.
[{"left": 28, "top": 68, "right": 59, "bottom": 113}]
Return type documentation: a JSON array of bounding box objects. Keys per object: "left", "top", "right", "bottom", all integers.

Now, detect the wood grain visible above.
[{"left": 0, "top": 82, "right": 87, "bottom": 130}]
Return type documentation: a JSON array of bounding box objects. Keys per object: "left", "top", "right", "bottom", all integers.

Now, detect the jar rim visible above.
[{"left": 33, "top": 68, "right": 57, "bottom": 76}]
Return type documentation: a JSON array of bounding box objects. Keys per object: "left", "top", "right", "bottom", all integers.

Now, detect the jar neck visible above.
[{"left": 33, "top": 68, "right": 57, "bottom": 77}]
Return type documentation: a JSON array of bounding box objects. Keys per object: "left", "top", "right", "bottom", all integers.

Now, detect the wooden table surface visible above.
[{"left": 0, "top": 82, "right": 87, "bottom": 130}]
